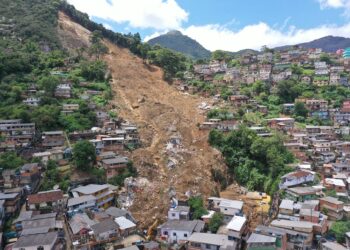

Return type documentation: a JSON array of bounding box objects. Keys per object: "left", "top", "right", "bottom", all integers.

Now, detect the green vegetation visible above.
[
  {"left": 72, "top": 140, "right": 96, "bottom": 171},
  {"left": 40, "top": 160, "right": 70, "bottom": 192},
  {"left": 147, "top": 47, "right": 187, "bottom": 81},
  {"left": 108, "top": 161, "right": 137, "bottom": 187},
  {"left": 188, "top": 196, "right": 208, "bottom": 219},
  {"left": 208, "top": 212, "right": 224, "bottom": 233},
  {"left": 328, "top": 220, "right": 350, "bottom": 243},
  {"left": 207, "top": 109, "right": 233, "bottom": 120},
  {"left": 0, "top": 152, "right": 25, "bottom": 170},
  {"left": 147, "top": 30, "right": 211, "bottom": 60},
  {"left": 209, "top": 126, "right": 294, "bottom": 194}
]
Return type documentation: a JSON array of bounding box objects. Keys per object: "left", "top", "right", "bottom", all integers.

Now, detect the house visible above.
[
  {"left": 55, "top": 84, "right": 71, "bottom": 98},
  {"left": 61, "top": 104, "right": 79, "bottom": 115},
  {"left": 305, "top": 99, "right": 328, "bottom": 111},
  {"left": 226, "top": 216, "right": 248, "bottom": 249},
  {"left": 2, "top": 169, "right": 19, "bottom": 189},
  {"left": 101, "top": 156, "right": 129, "bottom": 180},
  {"left": 67, "top": 195, "right": 96, "bottom": 212},
  {"left": 19, "top": 213, "right": 59, "bottom": 235},
  {"left": 282, "top": 104, "right": 294, "bottom": 114},
  {"left": 270, "top": 220, "right": 314, "bottom": 247},
  {"left": 341, "top": 100, "right": 350, "bottom": 112},
  {"left": 253, "top": 225, "right": 288, "bottom": 250},
  {"left": 330, "top": 73, "right": 341, "bottom": 85},
  {"left": 96, "top": 111, "right": 109, "bottom": 126},
  {"left": 90, "top": 218, "right": 119, "bottom": 241},
  {"left": 0, "top": 119, "right": 35, "bottom": 145},
  {"left": 187, "top": 232, "right": 236, "bottom": 250},
  {"left": 32, "top": 149, "right": 64, "bottom": 165},
  {"left": 207, "top": 197, "right": 243, "bottom": 223},
  {"left": 285, "top": 186, "right": 322, "bottom": 202},
  {"left": 319, "top": 196, "right": 344, "bottom": 220},
  {"left": 20, "top": 163, "right": 41, "bottom": 191},
  {"left": 324, "top": 178, "right": 347, "bottom": 194},
  {"left": 105, "top": 207, "right": 136, "bottom": 223},
  {"left": 279, "top": 170, "right": 315, "bottom": 189},
  {"left": 12, "top": 232, "right": 58, "bottom": 250},
  {"left": 301, "top": 75, "right": 312, "bottom": 84},
  {"left": 322, "top": 241, "right": 347, "bottom": 250},
  {"left": 229, "top": 95, "right": 249, "bottom": 107},
  {"left": 0, "top": 191, "right": 21, "bottom": 216},
  {"left": 69, "top": 212, "right": 96, "bottom": 238},
  {"left": 311, "top": 139, "right": 331, "bottom": 153},
  {"left": 313, "top": 76, "right": 329, "bottom": 86},
  {"left": 157, "top": 220, "right": 205, "bottom": 245},
  {"left": 279, "top": 199, "right": 294, "bottom": 215},
  {"left": 114, "top": 216, "right": 136, "bottom": 237},
  {"left": 23, "top": 97, "right": 41, "bottom": 107},
  {"left": 71, "top": 184, "right": 117, "bottom": 209},
  {"left": 246, "top": 233, "right": 278, "bottom": 250},
  {"left": 168, "top": 205, "right": 190, "bottom": 221},
  {"left": 27, "top": 190, "right": 65, "bottom": 212},
  {"left": 42, "top": 131, "right": 65, "bottom": 148},
  {"left": 32, "top": 151, "right": 52, "bottom": 166},
  {"left": 267, "top": 118, "right": 295, "bottom": 131}
]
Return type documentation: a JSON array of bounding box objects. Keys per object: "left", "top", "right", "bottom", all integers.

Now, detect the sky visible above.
[{"left": 67, "top": 0, "right": 350, "bottom": 52}]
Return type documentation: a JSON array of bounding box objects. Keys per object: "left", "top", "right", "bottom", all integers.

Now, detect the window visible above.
[
  {"left": 164, "top": 231, "right": 168, "bottom": 235},
  {"left": 173, "top": 232, "right": 177, "bottom": 236},
  {"left": 206, "top": 244, "right": 211, "bottom": 249},
  {"left": 172, "top": 213, "right": 176, "bottom": 217},
  {"left": 184, "top": 233, "right": 188, "bottom": 237},
  {"left": 37, "top": 247, "right": 44, "bottom": 250}
]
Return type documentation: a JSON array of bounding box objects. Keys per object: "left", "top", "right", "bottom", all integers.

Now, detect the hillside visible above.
[
  {"left": 148, "top": 30, "right": 211, "bottom": 59},
  {"left": 57, "top": 12, "right": 228, "bottom": 226},
  {"left": 276, "top": 35, "right": 350, "bottom": 52}
]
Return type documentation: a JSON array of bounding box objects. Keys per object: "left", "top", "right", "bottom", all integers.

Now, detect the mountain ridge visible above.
[{"left": 148, "top": 30, "right": 211, "bottom": 59}]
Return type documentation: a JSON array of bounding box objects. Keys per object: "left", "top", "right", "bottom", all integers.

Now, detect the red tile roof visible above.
[{"left": 27, "top": 190, "right": 63, "bottom": 204}]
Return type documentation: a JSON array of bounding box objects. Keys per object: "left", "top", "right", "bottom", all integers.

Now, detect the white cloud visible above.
[
  {"left": 318, "top": 0, "right": 348, "bottom": 9},
  {"left": 318, "top": 0, "right": 350, "bottom": 16},
  {"left": 69, "top": 0, "right": 350, "bottom": 52},
  {"left": 145, "top": 22, "right": 350, "bottom": 52},
  {"left": 102, "top": 23, "right": 113, "bottom": 30},
  {"left": 67, "top": 0, "right": 188, "bottom": 30}
]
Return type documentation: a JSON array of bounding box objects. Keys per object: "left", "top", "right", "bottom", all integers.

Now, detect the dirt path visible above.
[{"left": 103, "top": 42, "right": 227, "bottom": 227}]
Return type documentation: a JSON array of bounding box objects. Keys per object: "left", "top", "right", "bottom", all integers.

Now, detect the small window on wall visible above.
[
  {"left": 184, "top": 233, "right": 188, "bottom": 237},
  {"left": 173, "top": 232, "right": 177, "bottom": 236}
]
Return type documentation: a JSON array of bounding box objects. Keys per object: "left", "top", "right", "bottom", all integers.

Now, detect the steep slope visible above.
[
  {"left": 58, "top": 12, "right": 227, "bottom": 227},
  {"left": 148, "top": 30, "right": 211, "bottom": 59},
  {"left": 275, "top": 35, "right": 350, "bottom": 52}
]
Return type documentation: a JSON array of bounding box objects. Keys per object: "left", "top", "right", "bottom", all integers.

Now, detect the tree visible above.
[
  {"left": 80, "top": 60, "right": 107, "bottom": 81},
  {"left": 329, "top": 221, "right": 350, "bottom": 243},
  {"left": 294, "top": 102, "right": 308, "bottom": 118},
  {"left": 188, "top": 196, "right": 208, "bottom": 219},
  {"left": 211, "top": 50, "right": 232, "bottom": 62},
  {"left": 0, "top": 152, "right": 24, "bottom": 170},
  {"left": 276, "top": 80, "right": 300, "bottom": 103},
  {"left": 320, "top": 53, "right": 331, "bottom": 64},
  {"left": 38, "top": 76, "right": 60, "bottom": 97},
  {"left": 73, "top": 140, "right": 96, "bottom": 170},
  {"left": 208, "top": 212, "right": 224, "bottom": 233}
]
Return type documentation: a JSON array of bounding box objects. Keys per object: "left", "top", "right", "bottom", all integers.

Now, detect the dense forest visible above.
[{"left": 209, "top": 126, "right": 294, "bottom": 194}]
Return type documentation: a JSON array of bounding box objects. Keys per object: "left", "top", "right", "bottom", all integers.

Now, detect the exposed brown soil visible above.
[
  {"left": 57, "top": 11, "right": 250, "bottom": 228},
  {"left": 103, "top": 41, "right": 228, "bottom": 227}
]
